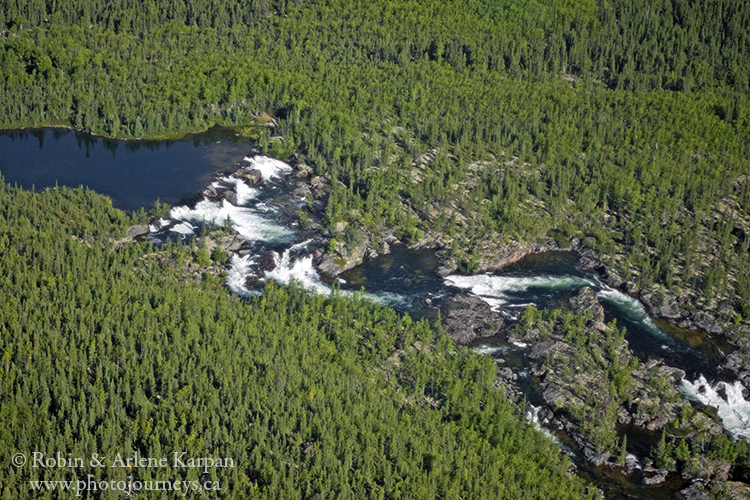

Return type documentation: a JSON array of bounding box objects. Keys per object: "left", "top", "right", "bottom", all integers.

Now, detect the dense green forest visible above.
[
  {"left": 0, "top": 181, "right": 595, "bottom": 498},
  {"left": 2, "top": 0, "right": 749, "bottom": 320},
  {"left": 2, "top": 1, "right": 750, "bottom": 496}
]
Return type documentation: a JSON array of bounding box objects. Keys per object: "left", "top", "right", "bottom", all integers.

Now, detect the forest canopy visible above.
[
  {"left": 0, "top": 180, "right": 595, "bottom": 498},
  {"left": 2, "top": 0, "right": 750, "bottom": 496},
  {"left": 1, "top": 1, "right": 749, "bottom": 315}
]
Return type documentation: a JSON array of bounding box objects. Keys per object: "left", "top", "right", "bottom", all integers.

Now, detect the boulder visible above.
[
  {"left": 203, "top": 184, "right": 220, "bottom": 199},
  {"left": 583, "top": 448, "right": 611, "bottom": 467},
  {"left": 221, "top": 236, "right": 247, "bottom": 253},
  {"left": 221, "top": 189, "right": 238, "bottom": 205},
  {"left": 679, "top": 483, "right": 711, "bottom": 500},
  {"left": 126, "top": 225, "right": 150, "bottom": 239},
  {"left": 642, "top": 469, "right": 669, "bottom": 485},
  {"left": 315, "top": 254, "right": 343, "bottom": 277},
  {"left": 295, "top": 163, "right": 313, "bottom": 178},
  {"left": 441, "top": 294, "right": 504, "bottom": 345},
  {"left": 497, "top": 367, "right": 516, "bottom": 381},
  {"left": 236, "top": 168, "right": 263, "bottom": 185},
  {"left": 529, "top": 341, "right": 557, "bottom": 360}
]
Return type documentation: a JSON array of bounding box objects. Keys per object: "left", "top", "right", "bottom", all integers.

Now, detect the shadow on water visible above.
[
  {"left": 339, "top": 246, "right": 454, "bottom": 318},
  {"left": 0, "top": 126, "right": 250, "bottom": 212}
]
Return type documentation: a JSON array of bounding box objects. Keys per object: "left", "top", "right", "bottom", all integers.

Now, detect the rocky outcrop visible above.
[
  {"left": 568, "top": 286, "right": 606, "bottom": 330},
  {"left": 314, "top": 237, "right": 370, "bottom": 277},
  {"left": 126, "top": 224, "right": 150, "bottom": 239},
  {"left": 641, "top": 468, "right": 669, "bottom": 485},
  {"left": 249, "top": 111, "right": 277, "bottom": 128},
  {"left": 679, "top": 483, "right": 712, "bottom": 500},
  {"left": 442, "top": 241, "right": 562, "bottom": 276},
  {"left": 235, "top": 168, "right": 263, "bottom": 185},
  {"left": 315, "top": 254, "right": 344, "bottom": 277},
  {"left": 497, "top": 287, "right": 722, "bottom": 470},
  {"left": 295, "top": 163, "right": 313, "bottom": 178},
  {"left": 221, "top": 189, "right": 238, "bottom": 205},
  {"left": 576, "top": 250, "right": 747, "bottom": 405},
  {"left": 440, "top": 295, "right": 504, "bottom": 344},
  {"left": 580, "top": 252, "right": 730, "bottom": 338}
]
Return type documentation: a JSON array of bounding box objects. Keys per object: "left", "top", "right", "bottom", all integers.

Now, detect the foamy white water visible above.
[
  {"left": 170, "top": 221, "right": 196, "bottom": 235},
  {"left": 526, "top": 404, "right": 563, "bottom": 445},
  {"left": 474, "top": 345, "right": 505, "bottom": 355},
  {"left": 243, "top": 156, "right": 292, "bottom": 182},
  {"left": 264, "top": 251, "right": 331, "bottom": 295},
  {"left": 597, "top": 287, "right": 665, "bottom": 338},
  {"left": 679, "top": 375, "right": 750, "bottom": 440},
  {"left": 444, "top": 274, "right": 596, "bottom": 307},
  {"left": 171, "top": 199, "right": 293, "bottom": 243},
  {"left": 226, "top": 254, "right": 260, "bottom": 297},
  {"left": 149, "top": 218, "right": 171, "bottom": 232},
  {"left": 151, "top": 156, "right": 416, "bottom": 307},
  {"left": 234, "top": 180, "right": 258, "bottom": 205},
  {"left": 219, "top": 176, "right": 259, "bottom": 205},
  {"left": 361, "top": 290, "right": 417, "bottom": 310}
]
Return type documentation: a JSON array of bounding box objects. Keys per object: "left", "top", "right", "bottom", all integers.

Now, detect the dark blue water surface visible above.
[
  {"left": 1, "top": 128, "right": 729, "bottom": 377},
  {"left": 343, "top": 247, "right": 729, "bottom": 379},
  {"left": 1, "top": 128, "right": 737, "bottom": 500},
  {"left": 0, "top": 127, "right": 249, "bottom": 212}
]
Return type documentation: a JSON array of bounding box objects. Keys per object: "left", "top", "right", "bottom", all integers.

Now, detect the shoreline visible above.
[{"left": 0, "top": 123, "right": 246, "bottom": 143}]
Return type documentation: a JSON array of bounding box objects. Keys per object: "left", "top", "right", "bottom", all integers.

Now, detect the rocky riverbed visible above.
[
  {"left": 439, "top": 285, "right": 750, "bottom": 498},
  {"left": 118, "top": 150, "right": 750, "bottom": 498}
]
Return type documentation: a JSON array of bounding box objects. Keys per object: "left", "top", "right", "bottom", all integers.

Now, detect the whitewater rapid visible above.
[
  {"left": 169, "top": 156, "right": 294, "bottom": 244},
  {"left": 444, "top": 273, "right": 667, "bottom": 341},
  {"left": 679, "top": 375, "right": 750, "bottom": 440},
  {"left": 142, "top": 155, "right": 327, "bottom": 296},
  {"left": 150, "top": 155, "right": 413, "bottom": 307},
  {"left": 596, "top": 287, "right": 666, "bottom": 338},
  {"left": 444, "top": 273, "right": 597, "bottom": 308},
  {"left": 445, "top": 270, "right": 749, "bottom": 439},
  {"left": 149, "top": 155, "right": 749, "bottom": 442}
]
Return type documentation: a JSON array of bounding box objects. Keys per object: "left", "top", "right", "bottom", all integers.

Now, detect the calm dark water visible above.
[
  {"left": 1, "top": 129, "right": 732, "bottom": 499},
  {"left": 342, "top": 247, "right": 727, "bottom": 379},
  {"left": 339, "top": 246, "right": 452, "bottom": 317},
  {"left": 0, "top": 127, "right": 249, "bottom": 211}
]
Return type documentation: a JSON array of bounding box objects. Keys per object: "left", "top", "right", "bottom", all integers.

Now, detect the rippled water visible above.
[{"left": 4, "top": 128, "right": 748, "bottom": 499}]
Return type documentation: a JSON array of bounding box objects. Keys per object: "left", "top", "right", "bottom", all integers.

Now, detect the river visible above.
[{"left": 2, "top": 127, "right": 747, "bottom": 498}]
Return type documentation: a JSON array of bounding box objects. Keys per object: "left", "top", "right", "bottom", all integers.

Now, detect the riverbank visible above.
[
  {"left": 284, "top": 157, "right": 750, "bottom": 497},
  {"left": 445, "top": 284, "right": 750, "bottom": 498},
  {"left": 13, "top": 126, "right": 746, "bottom": 497},
  {"left": 0, "top": 113, "right": 278, "bottom": 142},
  {"left": 103, "top": 147, "right": 750, "bottom": 498}
]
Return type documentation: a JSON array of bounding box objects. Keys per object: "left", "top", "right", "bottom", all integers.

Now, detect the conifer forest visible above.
[{"left": 2, "top": 0, "right": 750, "bottom": 498}]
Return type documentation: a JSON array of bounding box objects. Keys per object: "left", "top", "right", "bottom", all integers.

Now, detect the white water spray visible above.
[
  {"left": 226, "top": 254, "right": 260, "bottom": 297},
  {"left": 596, "top": 287, "right": 665, "bottom": 338},
  {"left": 242, "top": 155, "right": 292, "bottom": 182},
  {"left": 474, "top": 345, "right": 505, "bottom": 355},
  {"left": 679, "top": 375, "right": 750, "bottom": 440},
  {"left": 444, "top": 274, "right": 596, "bottom": 307},
  {"left": 171, "top": 198, "right": 293, "bottom": 243}
]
